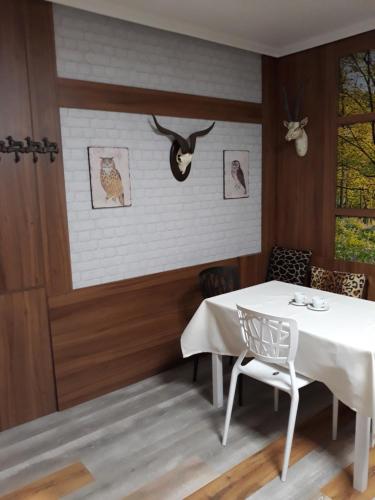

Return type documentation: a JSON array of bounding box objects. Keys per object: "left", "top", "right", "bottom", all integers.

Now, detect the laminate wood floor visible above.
[{"left": 0, "top": 356, "right": 361, "bottom": 499}]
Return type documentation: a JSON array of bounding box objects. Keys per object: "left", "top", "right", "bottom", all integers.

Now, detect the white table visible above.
[{"left": 181, "top": 281, "right": 375, "bottom": 492}]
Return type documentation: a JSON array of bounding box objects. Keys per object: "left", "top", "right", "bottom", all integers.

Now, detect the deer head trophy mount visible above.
[
  {"left": 282, "top": 85, "right": 308, "bottom": 157},
  {"left": 152, "top": 115, "right": 215, "bottom": 181}
]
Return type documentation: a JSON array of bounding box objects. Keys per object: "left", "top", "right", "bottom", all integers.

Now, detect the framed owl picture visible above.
[
  {"left": 223, "top": 150, "right": 250, "bottom": 199},
  {"left": 88, "top": 147, "right": 132, "bottom": 208}
]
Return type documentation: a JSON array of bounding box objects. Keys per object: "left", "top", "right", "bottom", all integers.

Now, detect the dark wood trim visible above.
[
  {"left": 261, "top": 55, "right": 278, "bottom": 258},
  {"left": 337, "top": 112, "right": 375, "bottom": 126},
  {"left": 335, "top": 208, "right": 375, "bottom": 218},
  {"left": 329, "top": 30, "right": 375, "bottom": 58},
  {"left": 57, "top": 78, "right": 263, "bottom": 123},
  {"left": 323, "top": 43, "right": 340, "bottom": 264}
]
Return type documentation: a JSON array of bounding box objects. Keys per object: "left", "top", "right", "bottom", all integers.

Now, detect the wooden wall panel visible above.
[
  {"left": 0, "top": 288, "right": 56, "bottom": 429},
  {"left": 275, "top": 30, "right": 375, "bottom": 300},
  {"left": 0, "top": 0, "right": 44, "bottom": 293},
  {"left": 24, "top": 0, "right": 72, "bottom": 296},
  {"left": 276, "top": 46, "right": 333, "bottom": 257},
  {"left": 49, "top": 255, "right": 263, "bottom": 409},
  {"left": 0, "top": 0, "right": 59, "bottom": 429}
]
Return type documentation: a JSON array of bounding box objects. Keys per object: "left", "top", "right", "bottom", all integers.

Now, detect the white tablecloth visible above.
[{"left": 181, "top": 280, "right": 375, "bottom": 418}]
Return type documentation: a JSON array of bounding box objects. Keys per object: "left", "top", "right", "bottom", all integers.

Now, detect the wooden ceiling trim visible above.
[{"left": 57, "top": 78, "right": 263, "bottom": 123}]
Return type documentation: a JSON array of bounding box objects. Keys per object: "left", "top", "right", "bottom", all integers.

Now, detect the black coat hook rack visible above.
[{"left": 0, "top": 136, "right": 59, "bottom": 163}]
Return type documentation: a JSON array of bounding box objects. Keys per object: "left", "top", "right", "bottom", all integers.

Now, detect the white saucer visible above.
[
  {"left": 289, "top": 300, "right": 307, "bottom": 306},
  {"left": 307, "top": 303, "right": 329, "bottom": 312}
]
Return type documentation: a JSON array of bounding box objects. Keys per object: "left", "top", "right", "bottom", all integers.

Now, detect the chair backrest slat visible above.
[{"left": 237, "top": 305, "right": 299, "bottom": 364}]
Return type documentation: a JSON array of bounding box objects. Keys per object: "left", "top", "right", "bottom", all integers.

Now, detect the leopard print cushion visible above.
[
  {"left": 310, "top": 266, "right": 366, "bottom": 298},
  {"left": 334, "top": 270, "right": 366, "bottom": 298},
  {"left": 266, "top": 246, "right": 312, "bottom": 285},
  {"left": 310, "top": 266, "right": 335, "bottom": 292}
]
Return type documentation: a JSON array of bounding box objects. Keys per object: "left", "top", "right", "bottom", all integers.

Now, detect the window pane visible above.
[
  {"left": 339, "top": 50, "right": 375, "bottom": 116},
  {"left": 336, "top": 121, "right": 375, "bottom": 209},
  {"left": 335, "top": 216, "right": 375, "bottom": 264}
]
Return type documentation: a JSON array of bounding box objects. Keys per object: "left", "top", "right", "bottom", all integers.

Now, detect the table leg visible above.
[
  {"left": 353, "top": 413, "right": 371, "bottom": 492},
  {"left": 212, "top": 354, "right": 223, "bottom": 408}
]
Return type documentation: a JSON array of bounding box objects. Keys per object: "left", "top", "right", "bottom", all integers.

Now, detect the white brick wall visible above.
[
  {"left": 54, "top": 5, "right": 262, "bottom": 289},
  {"left": 53, "top": 4, "right": 261, "bottom": 103},
  {"left": 61, "top": 109, "right": 261, "bottom": 289}
]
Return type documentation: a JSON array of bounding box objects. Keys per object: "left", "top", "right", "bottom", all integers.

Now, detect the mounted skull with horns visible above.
[
  {"left": 152, "top": 115, "right": 215, "bottom": 181},
  {"left": 282, "top": 85, "right": 308, "bottom": 157}
]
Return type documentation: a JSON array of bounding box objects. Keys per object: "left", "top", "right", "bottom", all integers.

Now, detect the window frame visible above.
[{"left": 334, "top": 49, "right": 375, "bottom": 264}]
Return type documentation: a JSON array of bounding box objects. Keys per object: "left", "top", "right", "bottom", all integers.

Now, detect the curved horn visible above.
[
  {"left": 282, "top": 86, "right": 292, "bottom": 122},
  {"left": 151, "top": 115, "right": 189, "bottom": 153},
  {"left": 188, "top": 122, "right": 215, "bottom": 153},
  {"left": 294, "top": 83, "right": 304, "bottom": 121}
]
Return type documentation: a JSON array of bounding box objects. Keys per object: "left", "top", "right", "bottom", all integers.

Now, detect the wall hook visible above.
[
  {"left": 25, "top": 136, "right": 42, "bottom": 163},
  {"left": 42, "top": 137, "right": 58, "bottom": 162},
  {"left": 6, "top": 136, "right": 24, "bottom": 163}
]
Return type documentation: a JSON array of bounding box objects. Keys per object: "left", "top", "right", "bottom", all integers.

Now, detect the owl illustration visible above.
[
  {"left": 231, "top": 160, "right": 247, "bottom": 194},
  {"left": 99, "top": 157, "right": 125, "bottom": 206}
]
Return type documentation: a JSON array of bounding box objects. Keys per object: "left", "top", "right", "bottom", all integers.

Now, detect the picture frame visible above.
[
  {"left": 223, "top": 150, "right": 250, "bottom": 199},
  {"left": 88, "top": 146, "right": 132, "bottom": 209}
]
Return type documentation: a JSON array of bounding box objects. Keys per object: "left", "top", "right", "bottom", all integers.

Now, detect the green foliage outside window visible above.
[
  {"left": 339, "top": 50, "right": 375, "bottom": 116},
  {"left": 336, "top": 121, "right": 375, "bottom": 209},
  {"left": 335, "top": 217, "right": 375, "bottom": 264}
]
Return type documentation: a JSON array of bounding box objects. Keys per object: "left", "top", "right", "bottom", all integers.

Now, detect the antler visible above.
[
  {"left": 152, "top": 115, "right": 189, "bottom": 153},
  {"left": 188, "top": 122, "right": 215, "bottom": 153},
  {"left": 282, "top": 86, "right": 292, "bottom": 122},
  {"left": 294, "top": 83, "right": 304, "bottom": 121}
]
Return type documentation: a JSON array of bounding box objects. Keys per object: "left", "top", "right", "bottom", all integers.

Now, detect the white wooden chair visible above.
[{"left": 222, "top": 306, "right": 317, "bottom": 481}]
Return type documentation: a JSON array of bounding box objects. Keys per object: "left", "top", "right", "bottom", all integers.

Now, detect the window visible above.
[
  {"left": 335, "top": 50, "right": 375, "bottom": 263},
  {"left": 335, "top": 216, "right": 375, "bottom": 264},
  {"left": 337, "top": 121, "right": 375, "bottom": 209}
]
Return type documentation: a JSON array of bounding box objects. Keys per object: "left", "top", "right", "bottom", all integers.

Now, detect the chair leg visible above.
[
  {"left": 371, "top": 419, "right": 375, "bottom": 448},
  {"left": 332, "top": 395, "right": 339, "bottom": 441},
  {"left": 274, "top": 388, "right": 279, "bottom": 412},
  {"left": 238, "top": 374, "right": 243, "bottom": 406},
  {"left": 281, "top": 393, "right": 299, "bottom": 482},
  {"left": 222, "top": 368, "right": 239, "bottom": 446},
  {"left": 193, "top": 355, "right": 200, "bottom": 382}
]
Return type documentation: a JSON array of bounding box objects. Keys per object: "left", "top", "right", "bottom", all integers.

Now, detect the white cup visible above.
[
  {"left": 312, "top": 295, "right": 326, "bottom": 308},
  {"left": 294, "top": 292, "right": 306, "bottom": 304}
]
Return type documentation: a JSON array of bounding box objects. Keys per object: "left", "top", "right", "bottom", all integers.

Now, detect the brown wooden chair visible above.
[
  {"left": 199, "top": 265, "right": 240, "bottom": 300},
  {"left": 194, "top": 266, "right": 244, "bottom": 404}
]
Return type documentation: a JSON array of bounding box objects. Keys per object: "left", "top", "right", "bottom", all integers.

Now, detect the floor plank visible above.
[
  {"left": 320, "top": 447, "right": 375, "bottom": 500},
  {"left": 0, "top": 358, "right": 342, "bottom": 499},
  {"left": 186, "top": 406, "right": 353, "bottom": 500},
  {"left": 124, "top": 457, "right": 215, "bottom": 500},
  {"left": 0, "top": 462, "right": 93, "bottom": 500}
]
